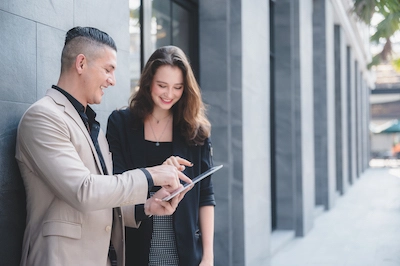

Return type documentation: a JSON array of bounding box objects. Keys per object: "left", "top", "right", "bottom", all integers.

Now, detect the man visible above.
[{"left": 15, "top": 26, "right": 192, "bottom": 266}]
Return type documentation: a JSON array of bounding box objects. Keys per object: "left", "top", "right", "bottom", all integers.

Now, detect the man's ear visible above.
[{"left": 75, "top": 54, "right": 86, "bottom": 74}]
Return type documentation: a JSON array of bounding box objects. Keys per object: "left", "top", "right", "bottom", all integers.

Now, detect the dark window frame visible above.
[{"left": 139, "top": 0, "right": 199, "bottom": 78}]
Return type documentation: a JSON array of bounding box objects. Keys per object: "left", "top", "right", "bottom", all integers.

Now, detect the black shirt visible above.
[{"left": 52, "top": 85, "right": 109, "bottom": 175}]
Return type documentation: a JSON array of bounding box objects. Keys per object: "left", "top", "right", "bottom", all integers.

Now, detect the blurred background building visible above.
[
  {"left": 0, "top": 0, "right": 374, "bottom": 265},
  {"left": 370, "top": 60, "right": 400, "bottom": 159}
]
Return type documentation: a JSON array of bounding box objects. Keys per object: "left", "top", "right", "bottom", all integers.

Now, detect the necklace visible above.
[
  {"left": 151, "top": 113, "right": 171, "bottom": 124},
  {"left": 149, "top": 115, "right": 171, "bottom": 146}
]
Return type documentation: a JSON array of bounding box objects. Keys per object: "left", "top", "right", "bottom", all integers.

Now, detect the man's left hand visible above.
[{"left": 144, "top": 186, "right": 188, "bottom": 216}]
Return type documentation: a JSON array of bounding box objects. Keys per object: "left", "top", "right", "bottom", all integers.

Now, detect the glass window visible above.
[
  {"left": 172, "top": 3, "right": 190, "bottom": 56},
  {"left": 130, "top": 0, "right": 198, "bottom": 78},
  {"left": 129, "top": 0, "right": 141, "bottom": 91},
  {"left": 152, "top": 0, "right": 171, "bottom": 50}
]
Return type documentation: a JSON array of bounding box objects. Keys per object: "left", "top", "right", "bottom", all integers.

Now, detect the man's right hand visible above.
[{"left": 146, "top": 165, "right": 192, "bottom": 191}]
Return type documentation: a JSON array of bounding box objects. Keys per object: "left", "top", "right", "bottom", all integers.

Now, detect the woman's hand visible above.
[{"left": 163, "top": 156, "right": 193, "bottom": 171}]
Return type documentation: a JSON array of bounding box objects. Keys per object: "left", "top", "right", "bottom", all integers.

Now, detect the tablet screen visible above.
[{"left": 162, "top": 164, "right": 223, "bottom": 201}]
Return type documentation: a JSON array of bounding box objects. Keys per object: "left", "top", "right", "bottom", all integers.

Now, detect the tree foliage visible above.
[{"left": 351, "top": 0, "right": 400, "bottom": 66}]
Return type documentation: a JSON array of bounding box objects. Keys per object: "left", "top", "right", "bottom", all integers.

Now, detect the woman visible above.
[{"left": 106, "top": 46, "right": 215, "bottom": 266}]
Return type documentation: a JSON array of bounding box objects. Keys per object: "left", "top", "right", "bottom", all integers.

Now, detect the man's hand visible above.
[
  {"left": 144, "top": 187, "right": 189, "bottom": 216},
  {"left": 146, "top": 162, "right": 192, "bottom": 191}
]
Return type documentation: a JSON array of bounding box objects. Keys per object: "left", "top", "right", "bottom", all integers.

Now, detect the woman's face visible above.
[{"left": 150, "top": 65, "right": 184, "bottom": 112}]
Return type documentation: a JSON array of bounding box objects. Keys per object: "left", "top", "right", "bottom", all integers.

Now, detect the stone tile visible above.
[
  {"left": 0, "top": 0, "right": 73, "bottom": 30},
  {"left": 208, "top": 126, "right": 229, "bottom": 162},
  {"left": 0, "top": 102, "right": 29, "bottom": 191},
  {"left": 0, "top": 11, "right": 36, "bottom": 103},
  {"left": 73, "top": 1, "right": 129, "bottom": 52},
  {"left": 0, "top": 129, "right": 23, "bottom": 191},
  {"left": 0, "top": 190, "right": 26, "bottom": 266},
  {"left": 199, "top": 21, "right": 228, "bottom": 92},
  {"left": 203, "top": 90, "right": 228, "bottom": 127},
  {"left": 36, "top": 25, "right": 65, "bottom": 98},
  {"left": 199, "top": 0, "right": 227, "bottom": 21}
]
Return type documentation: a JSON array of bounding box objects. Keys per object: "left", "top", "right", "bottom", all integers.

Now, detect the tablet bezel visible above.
[{"left": 162, "top": 164, "right": 223, "bottom": 201}]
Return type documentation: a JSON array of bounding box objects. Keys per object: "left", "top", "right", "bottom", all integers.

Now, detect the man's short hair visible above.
[{"left": 61, "top": 26, "right": 117, "bottom": 73}]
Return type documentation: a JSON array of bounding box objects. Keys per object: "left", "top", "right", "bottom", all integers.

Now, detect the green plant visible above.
[{"left": 351, "top": 0, "right": 400, "bottom": 68}]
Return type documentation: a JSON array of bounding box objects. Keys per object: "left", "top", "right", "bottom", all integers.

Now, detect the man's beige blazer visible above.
[{"left": 15, "top": 89, "right": 148, "bottom": 266}]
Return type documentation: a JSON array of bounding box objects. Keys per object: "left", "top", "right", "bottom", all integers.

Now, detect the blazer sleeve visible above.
[
  {"left": 106, "top": 109, "right": 143, "bottom": 227},
  {"left": 121, "top": 205, "right": 140, "bottom": 228},
  {"left": 16, "top": 104, "right": 148, "bottom": 213},
  {"left": 199, "top": 138, "right": 216, "bottom": 207},
  {"left": 106, "top": 110, "right": 130, "bottom": 175}
]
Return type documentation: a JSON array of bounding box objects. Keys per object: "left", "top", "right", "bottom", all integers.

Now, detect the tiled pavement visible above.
[{"left": 271, "top": 166, "right": 400, "bottom": 266}]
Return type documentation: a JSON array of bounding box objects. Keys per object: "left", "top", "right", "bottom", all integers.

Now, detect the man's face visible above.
[{"left": 82, "top": 46, "right": 117, "bottom": 105}]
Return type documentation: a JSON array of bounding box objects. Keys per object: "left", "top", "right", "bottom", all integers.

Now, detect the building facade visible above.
[{"left": 0, "top": 0, "right": 371, "bottom": 265}]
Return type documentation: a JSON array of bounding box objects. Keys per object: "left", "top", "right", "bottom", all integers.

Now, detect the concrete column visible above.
[
  {"left": 334, "top": 25, "right": 343, "bottom": 194},
  {"left": 200, "top": 1, "right": 271, "bottom": 265},
  {"left": 356, "top": 64, "right": 362, "bottom": 176},
  {"left": 274, "top": 0, "right": 295, "bottom": 231},
  {"left": 335, "top": 25, "right": 350, "bottom": 194},
  {"left": 362, "top": 78, "right": 370, "bottom": 170},
  {"left": 366, "top": 84, "right": 371, "bottom": 168},
  {"left": 313, "top": 0, "right": 337, "bottom": 210},
  {"left": 360, "top": 77, "right": 365, "bottom": 171},
  {"left": 242, "top": 2, "right": 271, "bottom": 265},
  {"left": 199, "top": 1, "right": 245, "bottom": 265},
  {"left": 348, "top": 49, "right": 358, "bottom": 183},
  {"left": 274, "top": 0, "right": 315, "bottom": 236}
]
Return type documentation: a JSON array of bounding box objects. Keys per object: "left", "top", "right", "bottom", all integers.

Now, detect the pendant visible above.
[{"left": 156, "top": 142, "right": 160, "bottom": 146}]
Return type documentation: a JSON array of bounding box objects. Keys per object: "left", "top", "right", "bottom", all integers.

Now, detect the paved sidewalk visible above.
[{"left": 271, "top": 167, "right": 400, "bottom": 266}]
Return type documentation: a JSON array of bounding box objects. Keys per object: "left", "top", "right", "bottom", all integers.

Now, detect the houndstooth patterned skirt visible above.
[{"left": 148, "top": 198, "right": 179, "bottom": 265}]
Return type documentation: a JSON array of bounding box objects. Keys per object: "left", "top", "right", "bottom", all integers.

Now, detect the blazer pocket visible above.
[{"left": 42, "top": 220, "right": 82, "bottom": 239}]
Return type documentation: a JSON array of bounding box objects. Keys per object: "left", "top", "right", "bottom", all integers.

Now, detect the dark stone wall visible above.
[{"left": 0, "top": 1, "right": 129, "bottom": 263}]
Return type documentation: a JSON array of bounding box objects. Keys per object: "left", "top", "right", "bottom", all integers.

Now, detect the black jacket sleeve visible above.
[
  {"left": 199, "top": 138, "right": 216, "bottom": 207},
  {"left": 106, "top": 109, "right": 130, "bottom": 175}
]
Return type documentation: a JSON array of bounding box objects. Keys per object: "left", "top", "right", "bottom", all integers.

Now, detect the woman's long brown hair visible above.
[{"left": 129, "top": 46, "right": 211, "bottom": 145}]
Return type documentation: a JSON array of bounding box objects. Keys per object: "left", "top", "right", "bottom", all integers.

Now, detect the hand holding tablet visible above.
[{"left": 162, "top": 164, "right": 223, "bottom": 201}]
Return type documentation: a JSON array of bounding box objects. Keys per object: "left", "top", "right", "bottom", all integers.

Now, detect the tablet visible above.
[{"left": 162, "top": 164, "right": 223, "bottom": 201}]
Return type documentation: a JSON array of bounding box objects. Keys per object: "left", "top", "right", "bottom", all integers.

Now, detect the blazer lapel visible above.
[{"left": 46, "top": 88, "right": 104, "bottom": 174}]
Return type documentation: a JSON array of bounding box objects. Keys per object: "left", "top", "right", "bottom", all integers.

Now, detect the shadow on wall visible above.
[{"left": 0, "top": 123, "right": 27, "bottom": 265}]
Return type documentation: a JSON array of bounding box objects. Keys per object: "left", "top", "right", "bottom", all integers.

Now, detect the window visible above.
[
  {"left": 129, "top": 0, "right": 141, "bottom": 91},
  {"left": 149, "top": 0, "right": 198, "bottom": 76},
  {"left": 129, "top": 0, "right": 199, "bottom": 91}
]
